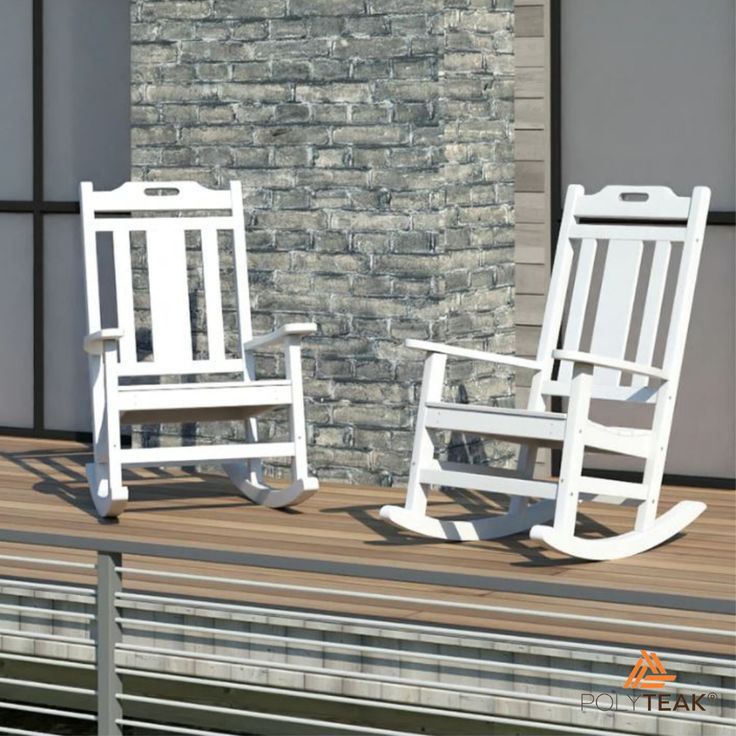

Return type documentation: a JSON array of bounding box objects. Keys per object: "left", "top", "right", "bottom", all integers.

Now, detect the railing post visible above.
[{"left": 96, "top": 551, "right": 123, "bottom": 736}]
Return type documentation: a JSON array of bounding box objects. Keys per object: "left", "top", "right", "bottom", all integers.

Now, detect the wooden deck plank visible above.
[{"left": 0, "top": 437, "right": 733, "bottom": 657}]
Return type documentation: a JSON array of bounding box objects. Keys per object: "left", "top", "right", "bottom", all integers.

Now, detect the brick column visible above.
[{"left": 130, "top": 0, "right": 514, "bottom": 486}]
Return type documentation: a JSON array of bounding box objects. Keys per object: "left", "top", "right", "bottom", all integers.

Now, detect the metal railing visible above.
[{"left": 0, "top": 531, "right": 733, "bottom": 736}]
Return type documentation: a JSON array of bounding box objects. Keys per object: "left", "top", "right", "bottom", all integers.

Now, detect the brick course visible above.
[{"left": 130, "top": 0, "right": 515, "bottom": 486}]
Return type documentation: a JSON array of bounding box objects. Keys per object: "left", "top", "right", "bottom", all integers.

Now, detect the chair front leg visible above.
[
  {"left": 284, "top": 337, "right": 310, "bottom": 481},
  {"left": 550, "top": 364, "right": 593, "bottom": 537},
  {"left": 242, "top": 350, "right": 264, "bottom": 485},
  {"left": 406, "top": 352, "right": 447, "bottom": 515},
  {"left": 88, "top": 342, "right": 128, "bottom": 517}
]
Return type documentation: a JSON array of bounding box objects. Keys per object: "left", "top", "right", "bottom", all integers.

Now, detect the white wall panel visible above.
[
  {"left": 0, "top": 0, "right": 33, "bottom": 199},
  {"left": 0, "top": 215, "right": 33, "bottom": 427}
]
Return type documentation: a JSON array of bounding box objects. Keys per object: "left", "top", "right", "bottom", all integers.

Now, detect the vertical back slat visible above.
[
  {"left": 201, "top": 227, "right": 225, "bottom": 362},
  {"left": 557, "top": 238, "right": 597, "bottom": 385},
  {"left": 589, "top": 239, "right": 643, "bottom": 384},
  {"left": 146, "top": 225, "right": 193, "bottom": 364},
  {"left": 632, "top": 240, "right": 671, "bottom": 388},
  {"left": 112, "top": 230, "right": 137, "bottom": 365},
  {"left": 528, "top": 185, "right": 585, "bottom": 410},
  {"left": 230, "top": 181, "right": 253, "bottom": 348}
]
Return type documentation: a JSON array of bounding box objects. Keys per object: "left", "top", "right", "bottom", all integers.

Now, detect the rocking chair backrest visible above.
[
  {"left": 531, "top": 185, "right": 710, "bottom": 409},
  {"left": 80, "top": 181, "right": 251, "bottom": 377}
]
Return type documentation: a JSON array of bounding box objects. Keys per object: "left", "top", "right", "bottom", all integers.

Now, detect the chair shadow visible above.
[
  {"left": 324, "top": 485, "right": 637, "bottom": 567},
  {"left": 2, "top": 445, "right": 258, "bottom": 523}
]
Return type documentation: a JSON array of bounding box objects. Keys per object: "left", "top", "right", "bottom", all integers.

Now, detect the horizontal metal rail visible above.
[
  {"left": 0, "top": 651, "right": 94, "bottom": 670},
  {"left": 119, "top": 565, "right": 736, "bottom": 638},
  {"left": 115, "top": 590, "right": 734, "bottom": 668},
  {"left": 0, "top": 627, "right": 90, "bottom": 646},
  {"left": 116, "top": 624, "right": 736, "bottom": 696},
  {"left": 0, "top": 554, "right": 94, "bottom": 570},
  {"left": 0, "top": 577, "right": 93, "bottom": 597},
  {"left": 118, "top": 695, "right": 418, "bottom": 736},
  {"left": 0, "top": 602, "right": 94, "bottom": 620},
  {"left": 1, "top": 530, "right": 733, "bottom": 735},
  {"left": 0, "top": 676, "right": 94, "bottom": 696},
  {"left": 0, "top": 700, "right": 95, "bottom": 721},
  {"left": 117, "top": 666, "right": 736, "bottom": 726},
  {"left": 117, "top": 643, "right": 734, "bottom": 722},
  {"left": 118, "top": 722, "right": 237, "bottom": 736},
  {"left": 117, "top": 694, "right": 634, "bottom": 736},
  {"left": 0, "top": 727, "right": 51, "bottom": 736},
  {"left": 120, "top": 645, "right": 587, "bottom": 707},
  {"left": 2, "top": 527, "right": 729, "bottom": 614}
]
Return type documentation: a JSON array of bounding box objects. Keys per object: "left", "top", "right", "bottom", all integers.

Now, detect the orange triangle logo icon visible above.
[{"left": 623, "top": 650, "right": 677, "bottom": 689}]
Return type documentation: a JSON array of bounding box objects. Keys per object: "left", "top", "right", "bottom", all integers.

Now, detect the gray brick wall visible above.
[{"left": 130, "top": 0, "right": 515, "bottom": 486}]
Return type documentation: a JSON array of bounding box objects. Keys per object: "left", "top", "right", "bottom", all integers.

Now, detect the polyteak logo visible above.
[
  {"left": 623, "top": 650, "right": 676, "bottom": 689},
  {"left": 580, "top": 649, "right": 718, "bottom": 714}
]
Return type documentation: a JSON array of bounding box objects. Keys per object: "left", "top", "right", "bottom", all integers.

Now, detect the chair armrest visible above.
[
  {"left": 552, "top": 350, "right": 669, "bottom": 380},
  {"left": 84, "top": 329, "right": 125, "bottom": 356},
  {"left": 242, "top": 323, "right": 317, "bottom": 353},
  {"left": 405, "top": 339, "right": 543, "bottom": 371}
]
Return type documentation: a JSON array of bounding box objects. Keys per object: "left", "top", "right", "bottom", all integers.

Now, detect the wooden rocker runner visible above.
[
  {"left": 80, "top": 181, "right": 318, "bottom": 517},
  {"left": 381, "top": 185, "right": 711, "bottom": 560}
]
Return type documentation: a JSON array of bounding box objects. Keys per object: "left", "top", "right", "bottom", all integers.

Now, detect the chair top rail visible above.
[
  {"left": 575, "top": 185, "right": 694, "bottom": 221},
  {"left": 93, "top": 216, "right": 237, "bottom": 234},
  {"left": 567, "top": 223, "right": 687, "bottom": 241},
  {"left": 84, "top": 180, "right": 235, "bottom": 213}
]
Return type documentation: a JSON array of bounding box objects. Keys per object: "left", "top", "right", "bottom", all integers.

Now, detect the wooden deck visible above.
[{"left": 0, "top": 435, "right": 733, "bottom": 657}]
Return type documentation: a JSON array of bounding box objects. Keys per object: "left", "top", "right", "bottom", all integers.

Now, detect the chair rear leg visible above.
[
  {"left": 226, "top": 338, "right": 318, "bottom": 508},
  {"left": 245, "top": 416, "right": 264, "bottom": 486},
  {"left": 508, "top": 443, "right": 538, "bottom": 515}
]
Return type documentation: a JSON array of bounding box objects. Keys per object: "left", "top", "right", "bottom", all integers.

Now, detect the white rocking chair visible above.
[
  {"left": 80, "top": 180, "right": 318, "bottom": 517},
  {"left": 381, "top": 185, "right": 711, "bottom": 560}
]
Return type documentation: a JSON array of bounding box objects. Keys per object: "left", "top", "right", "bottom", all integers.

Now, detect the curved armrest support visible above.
[
  {"left": 405, "top": 339, "right": 543, "bottom": 372},
  {"left": 242, "top": 323, "right": 317, "bottom": 353},
  {"left": 552, "top": 350, "right": 669, "bottom": 380},
  {"left": 84, "top": 329, "right": 125, "bottom": 356}
]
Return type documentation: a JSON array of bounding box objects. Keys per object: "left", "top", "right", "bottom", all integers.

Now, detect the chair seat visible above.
[
  {"left": 424, "top": 401, "right": 567, "bottom": 443},
  {"left": 424, "top": 401, "right": 652, "bottom": 455},
  {"left": 118, "top": 380, "right": 292, "bottom": 424}
]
